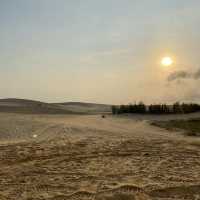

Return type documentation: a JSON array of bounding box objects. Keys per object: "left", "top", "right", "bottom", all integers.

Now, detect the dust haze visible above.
[{"left": 1, "top": 1, "right": 200, "bottom": 199}]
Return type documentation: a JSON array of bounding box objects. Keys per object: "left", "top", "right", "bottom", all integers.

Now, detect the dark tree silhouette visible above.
[{"left": 112, "top": 102, "right": 200, "bottom": 115}]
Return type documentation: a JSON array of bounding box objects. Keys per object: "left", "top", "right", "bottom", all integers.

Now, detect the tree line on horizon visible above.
[{"left": 111, "top": 102, "right": 200, "bottom": 115}]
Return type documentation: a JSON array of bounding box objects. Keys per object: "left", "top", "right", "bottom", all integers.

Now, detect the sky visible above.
[{"left": 0, "top": 0, "right": 200, "bottom": 104}]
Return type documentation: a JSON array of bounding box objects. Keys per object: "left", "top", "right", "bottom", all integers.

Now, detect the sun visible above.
[{"left": 161, "top": 57, "right": 173, "bottom": 66}]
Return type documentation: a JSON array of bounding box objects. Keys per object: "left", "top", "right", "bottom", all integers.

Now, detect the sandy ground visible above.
[{"left": 0, "top": 113, "right": 200, "bottom": 200}]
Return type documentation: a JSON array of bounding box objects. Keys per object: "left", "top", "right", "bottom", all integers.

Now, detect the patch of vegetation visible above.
[
  {"left": 152, "top": 119, "right": 200, "bottom": 136},
  {"left": 112, "top": 102, "right": 200, "bottom": 115}
]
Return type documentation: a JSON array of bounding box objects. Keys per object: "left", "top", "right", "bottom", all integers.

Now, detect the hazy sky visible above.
[{"left": 1, "top": 0, "right": 200, "bottom": 104}]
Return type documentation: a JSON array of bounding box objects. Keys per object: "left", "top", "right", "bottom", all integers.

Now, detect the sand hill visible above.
[{"left": 0, "top": 98, "right": 111, "bottom": 114}]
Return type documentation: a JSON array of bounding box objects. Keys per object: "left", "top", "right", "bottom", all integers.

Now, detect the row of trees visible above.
[{"left": 112, "top": 102, "right": 200, "bottom": 115}]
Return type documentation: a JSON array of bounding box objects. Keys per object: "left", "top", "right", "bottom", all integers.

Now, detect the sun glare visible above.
[{"left": 161, "top": 57, "right": 173, "bottom": 66}]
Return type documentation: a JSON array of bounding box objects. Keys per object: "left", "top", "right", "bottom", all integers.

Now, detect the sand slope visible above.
[
  {"left": 0, "top": 99, "right": 111, "bottom": 114},
  {"left": 54, "top": 102, "right": 111, "bottom": 114},
  {"left": 0, "top": 113, "right": 200, "bottom": 199}
]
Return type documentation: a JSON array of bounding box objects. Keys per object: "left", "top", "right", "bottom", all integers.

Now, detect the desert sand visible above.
[{"left": 0, "top": 103, "right": 200, "bottom": 199}]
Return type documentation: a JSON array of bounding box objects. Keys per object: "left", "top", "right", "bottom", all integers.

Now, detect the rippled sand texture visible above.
[{"left": 0, "top": 113, "right": 200, "bottom": 200}]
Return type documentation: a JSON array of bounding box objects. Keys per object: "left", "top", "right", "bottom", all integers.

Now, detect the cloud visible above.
[
  {"left": 167, "top": 70, "right": 191, "bottom": 82},
  {"left": 194, "top": 68, "right": 200, "bottom": 79},
  {"left": 79, "top": 48, "right": 131, "bottom": 64},
  {"left": 166, "top": 68, "right": 200, "bottom": 103},
  {"left": 167, "top": 68, "right": 200, "bottom": 82}
]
